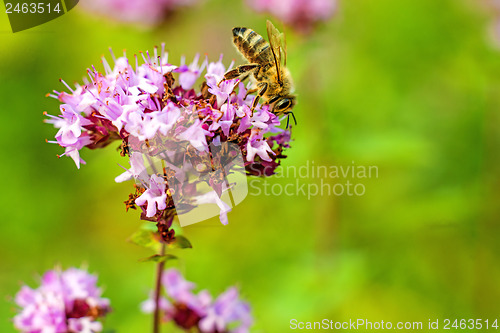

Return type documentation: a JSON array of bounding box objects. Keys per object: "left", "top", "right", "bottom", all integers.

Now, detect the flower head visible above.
[
  {"left": 46, "top": 46, "right": 292, "bottom": 228},
  {"left": 247, "top": 0, "right": 337, "bottom": 33},
  {"left": 141, "top": 268, "right": 252, "bottom": 333},
  {"left": 135, "top": 174, "right": 168, "bottom": 217},
  {"left": 13, "top": 267, "right": 110, "bottom": 333},
  {"left": 81, "top": 0, "right": 200, "bottom": 26}
]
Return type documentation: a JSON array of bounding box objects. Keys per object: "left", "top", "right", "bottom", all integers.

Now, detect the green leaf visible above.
[
  {"left": 142, "top": 222, "right": 158, "bottom": 232},
  {"left": 139, "top": 254, "right": 178, "bottom": 263},
  {"left": 128, "top": 225, "right": 161, "bottom": 252},
  {"left": 168, "top": 235, "right": 193, "bottom": 249}
]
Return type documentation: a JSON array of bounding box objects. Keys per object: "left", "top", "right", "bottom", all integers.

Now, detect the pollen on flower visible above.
[
  {"left": 46, "top": 46, "right": 292, "bottom": 227},
  {"left": 125, "top": 184, "right": 145, "bottom": 211}
]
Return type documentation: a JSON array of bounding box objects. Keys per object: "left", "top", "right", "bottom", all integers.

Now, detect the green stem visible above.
[{"left": 153, "top": 243, "right": 166, "bottom": 333}]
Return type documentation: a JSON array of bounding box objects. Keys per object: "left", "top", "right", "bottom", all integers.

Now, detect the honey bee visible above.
[{"left": 221, "top": 20, "right": 297, "bottom": 126}]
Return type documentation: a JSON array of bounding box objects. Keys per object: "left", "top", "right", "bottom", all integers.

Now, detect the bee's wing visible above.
[
  {"left": 283, "top": 28, "right": 287, "bottom": 67},
  {"left": 266, "top": 20, "right": 285, "bottom": 82}
]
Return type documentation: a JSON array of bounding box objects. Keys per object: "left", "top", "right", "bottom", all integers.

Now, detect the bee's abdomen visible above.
[{"left": 232, "top": 27, "right": 271, "bottom": 65}]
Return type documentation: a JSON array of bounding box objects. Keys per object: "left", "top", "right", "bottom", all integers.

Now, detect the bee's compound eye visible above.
[{"left": 275, "top": 98, "right": 292, "bottom": 111}]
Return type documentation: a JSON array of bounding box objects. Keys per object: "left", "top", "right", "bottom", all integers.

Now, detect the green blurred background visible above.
[{"left": 1, "top": 0, "right": 500, "bottom": 331}]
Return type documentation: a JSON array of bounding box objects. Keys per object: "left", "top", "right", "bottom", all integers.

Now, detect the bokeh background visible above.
[{"left": 1, "top": 0, "right": 500, "bottom": 331}]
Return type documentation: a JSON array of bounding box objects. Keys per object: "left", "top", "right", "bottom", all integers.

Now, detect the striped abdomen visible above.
[{"left": 232, "top": 27, "right": 272, "bottom": 65}]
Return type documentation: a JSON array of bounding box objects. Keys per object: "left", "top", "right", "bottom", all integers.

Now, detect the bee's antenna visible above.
[{"left": 286, "top": 111, "right": 297, "bottom": 129}]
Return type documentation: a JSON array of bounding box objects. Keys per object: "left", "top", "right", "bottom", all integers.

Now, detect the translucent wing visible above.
[
  {"left": 266, "top": 20, "right": 285, "bottom": 82},
  {"left": 283, "top": 28, "right": 287, "bottom": 67}
]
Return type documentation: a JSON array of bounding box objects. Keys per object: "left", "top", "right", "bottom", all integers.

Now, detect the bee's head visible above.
[{"left": 271, "top": 95, "right": 296, "bottom": 115}]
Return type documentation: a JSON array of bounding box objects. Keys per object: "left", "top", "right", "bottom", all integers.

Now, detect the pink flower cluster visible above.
[
  {"left": 247, "top": 0, "right": 337, "bottom": 33},
  {"left": 142, "top": 269, "right": 252, "bottom": 333},
  {"left": 13, "top": 268, "right": 110, "bottom": 333},
  {"left": 485, "top": 0, "right": 500, "bottom": 47},
  {"left": 46, "top": 45, "right": 291, "bottom": 227},
  {"left": 80, "top": 0, "right": 199, "bottom": 26}
]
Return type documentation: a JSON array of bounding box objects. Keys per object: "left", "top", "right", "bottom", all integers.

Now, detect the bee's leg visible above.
[
  {"left": 220, "top": 69, "right": 240, "bottom": 82},
  {"left": 236, "top": 63, "right": 260, "bottom": 76},
  {"left": 251, "top": 82, "right": 268, "bottom": 112},
  {"left": 244, "top": 87, "right": 258, "bottom": 100},
  {"left": 218, "top": 63, "right": 260, "bottom": 86},
  {"left": 240, "top": 72, "right": 252, "bottom": 83}
]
